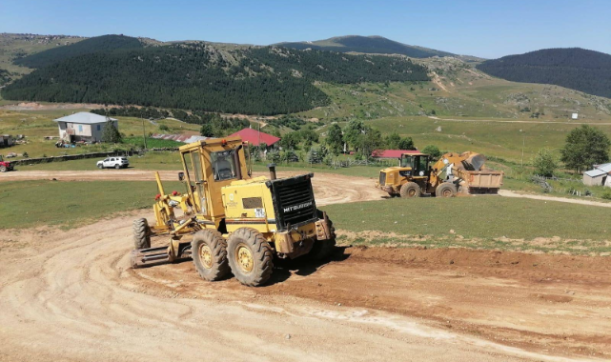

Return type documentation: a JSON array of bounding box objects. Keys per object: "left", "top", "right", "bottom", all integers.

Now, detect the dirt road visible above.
[
  {"left": 4, "top": 169, "right": 611, "bottom": 209},
  {"left": 2, "top": 215, "right": 610, "bottom": 362},
  {"left": 0, "top": 170, "right": 387, "bottom": 206}
]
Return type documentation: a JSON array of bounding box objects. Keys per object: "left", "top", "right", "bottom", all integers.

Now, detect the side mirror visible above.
[{"left": 178, "top": 172, "right": 185, "bottom": 181}]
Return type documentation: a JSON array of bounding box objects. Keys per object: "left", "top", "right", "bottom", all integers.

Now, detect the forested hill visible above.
[
  {"left": 477, "top": 48, "right": 611, "bottom": 98},
  {"left": 276, "top": 35, "right": 454, "bottom": 58},
  {"left": 1, "top": 45, "right": 430, "bottom": 115},
  {"left": 14, "top": 34, "right": 144, "bottom": 68}
]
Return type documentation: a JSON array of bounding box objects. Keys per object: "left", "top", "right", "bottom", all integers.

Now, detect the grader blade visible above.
[{"left": 130, "top": 246, "right": 171, "bottom": 268}]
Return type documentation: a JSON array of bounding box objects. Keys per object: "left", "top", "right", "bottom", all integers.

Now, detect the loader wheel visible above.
[
  {"left": 0, "top": 165, "right": 6, "bottom": 173},
  {"left": 227, "top": 228, "right": 273, "bottom": 287},
  {"left": 400, "top": 182, "right": 421, "bottom": 198},
  {"left": 309, "top": 210, "right": 336, "bottom": 260},
  {"left": 436, "top": 183, "right": 457, "bottom": 198},
  {"left": 191, "top": 230, "right": 230, "bottom": 282},
  {"left": 132, "top": 218, "right": 151, "bottom": 250}
]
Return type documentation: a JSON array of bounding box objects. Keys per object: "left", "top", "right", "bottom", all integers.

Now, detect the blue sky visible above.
[{"left": 1, "top": 0, "right": 609, "bottom": 58}]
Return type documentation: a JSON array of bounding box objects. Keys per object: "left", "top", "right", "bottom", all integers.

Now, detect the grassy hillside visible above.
[
  {"left": 0, "top": 33, "right": 83, "bottom": 79},
  {"left": 14, "top": 34, "right": 144, "bottom": 68},
  {"left": 477, "top": 48, "right": 611, "bottom": 98},
  {"left": 1, "top": 44, "right": 429, "bottom": 114},
  {"left": 300, "top": 57, "right": 611, "bottom": 122},
  {"left": 276, "top": 35, "right": 455, "bottom": 58}
]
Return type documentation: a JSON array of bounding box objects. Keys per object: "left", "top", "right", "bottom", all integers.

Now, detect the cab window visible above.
[{"left": 211, "top": 150, "right": 238, "bottom": 181}]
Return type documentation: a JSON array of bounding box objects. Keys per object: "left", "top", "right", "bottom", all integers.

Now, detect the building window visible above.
[
  {"left": 78, "top": 125, "right": 83, "bottom": 132},
  {"left": 97, "top": 125, "right": 101, "bottom": 131}
]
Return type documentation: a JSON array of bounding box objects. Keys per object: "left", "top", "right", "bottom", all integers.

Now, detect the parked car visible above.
[{"left": 97, "top": 157, "right": 129, "bottom": 169}]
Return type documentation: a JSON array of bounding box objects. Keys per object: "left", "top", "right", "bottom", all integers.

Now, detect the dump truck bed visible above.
[{"left": 458, "top": 169, "right": 503, "bottom": 193}]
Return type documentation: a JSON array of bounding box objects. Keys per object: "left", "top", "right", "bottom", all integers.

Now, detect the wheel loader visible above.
[
  {"left": 376, "top": 151, "right": 503, "bottom": 198},
  {"left": 130, "top": 136, "right": 335, "bottom": 287}
]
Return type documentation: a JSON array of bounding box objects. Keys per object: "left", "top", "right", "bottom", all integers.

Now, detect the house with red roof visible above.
[
  {"left": 229, "top": 128, "right": 280, "bottom": 148},
  {"left": 371, "top": 149, "right": 420, "bottom": 159}
]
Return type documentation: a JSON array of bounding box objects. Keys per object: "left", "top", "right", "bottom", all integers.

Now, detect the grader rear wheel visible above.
[
  {"left": 132, "top": 218, "right": 151, "bottom": 250},
  {"left": 436, "top": 183, "right": 457, "bottom": 198},
  {"left": 400, "top": 182, "right": 421, "bottom": 198},
  {"left": 227, "top": 228, "right": 273, "bottom": 287},
  {"left": 191, "top": 230, "right": 230, "bottom": 281}
]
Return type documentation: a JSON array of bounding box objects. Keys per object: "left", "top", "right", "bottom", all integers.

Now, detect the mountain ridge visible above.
[{"left": 477, "top": 47, "right": 611, "bottom": 98}]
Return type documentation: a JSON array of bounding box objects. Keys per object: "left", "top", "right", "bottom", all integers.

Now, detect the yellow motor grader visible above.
[
  {"left": 131, "top": 136, "right": 335, "bottom": 287},
  {"left": 376, "top": 151, "right": 503, "bottom": 198}
]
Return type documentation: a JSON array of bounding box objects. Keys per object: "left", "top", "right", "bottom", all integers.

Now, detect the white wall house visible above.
[{"left": 53, "top": 112, "right": 118, "bottom": 142}]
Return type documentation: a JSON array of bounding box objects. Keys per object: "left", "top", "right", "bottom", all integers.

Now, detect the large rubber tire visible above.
[
  {"left": 309, "top": 210, "right": 337, "bottom": 260},
  {"left": 400, "top": 182, "right": 421, "bottom": 198},
  {"left": 132, "top": 218, "right": 151, "bottom": 250},
  {"left": 436, "top": 183, "right": 457, "bottom": 198},
  {"left": 115, "top": 164, "right": 120, "bottom": 169},
  {"left": 191, "top": 229, "right": 230, "bottom": 282},
  {"left": 227, "top": 228, "right": 274, "bottom": 287},
  {"left": 0, "top": 165, "right": 6, "bottom": 173},
  {"left": 97, "top": 164, "right": 104, "bottom": 169}
]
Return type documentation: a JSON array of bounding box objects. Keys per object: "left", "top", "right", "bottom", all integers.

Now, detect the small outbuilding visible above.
[
  {"left": 583, "top": 169, "right": 607, "bottom": 186},
  {"left": 53, "top": 112, "right": 118, "bottom": 142},
  {"left": 0, "top": 134, "right": 15, "bottom": 148}
]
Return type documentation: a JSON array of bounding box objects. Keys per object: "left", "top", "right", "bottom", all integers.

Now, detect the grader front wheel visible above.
[
  {"left": 227, "top": 228, "right": 274, "bottom": 287},
  {"left": 191, "top": 230, "right": 230, "bottom": 281}
]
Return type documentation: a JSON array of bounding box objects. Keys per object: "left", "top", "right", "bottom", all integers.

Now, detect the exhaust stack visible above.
[{"left": 267, "top": 163, "right": 277, "bottom": 180}]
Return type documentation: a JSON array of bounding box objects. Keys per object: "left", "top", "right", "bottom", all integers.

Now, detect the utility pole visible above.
[{"left": 141, "top": 110, "right": 148, "bottom": 150}]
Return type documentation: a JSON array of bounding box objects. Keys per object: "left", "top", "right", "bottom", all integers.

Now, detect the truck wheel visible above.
[
  {"left": 310, "top": 210, "right": 336, "bottom": 260},
  {"left": 436, "top": 183, "right": 457, "bottom": 198},
  {"left": 133, "top": 218, "right": 151, "bottom": 250},
  {"left": 227, "top": 228, "right": 273, "bottom": 287},
  {"left": 191, "top": 229, "right": 230, "bottom": 282},
  {"left": 115, "top": 164, "right": 120, "bottom": 169},
  {"left": 97, "top": 164, "right": 104, "bottom": 169},
  {"left": 400, "top": 182, "right": 421, "bottom": 198},
  {"left": 0, "top": 165, "right": 6, "bottom": 172}
]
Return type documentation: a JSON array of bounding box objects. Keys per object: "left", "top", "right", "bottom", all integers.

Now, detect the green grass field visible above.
[
  {"left": 322, "top": 197, "right": 611, "bottom": 255},
  {"left": 0, "top": 180, "right": 182, "bottom": 229},
  {"left": 2, "top": 179, "right": 610, "bottom": 256}
]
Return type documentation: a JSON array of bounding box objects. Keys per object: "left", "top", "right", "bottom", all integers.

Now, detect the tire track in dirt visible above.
[{"left": 1, "top": 216, "right": 564, "bottom": 362}]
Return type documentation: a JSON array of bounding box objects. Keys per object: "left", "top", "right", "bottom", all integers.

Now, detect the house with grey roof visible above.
[{"left": 53, "top": 112, "right": 118, "bottom": 142}]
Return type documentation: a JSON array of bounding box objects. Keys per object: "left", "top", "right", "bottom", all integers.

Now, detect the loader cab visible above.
[
  {"left": 178, "top": 137, "right": 250, "bottom": 222},
  {"left": 400, "top": 153, "right": 430, "bottom": 178}
]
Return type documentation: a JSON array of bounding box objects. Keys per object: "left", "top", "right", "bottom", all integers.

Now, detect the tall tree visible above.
[
  {"left": 533, "top": 148, "right": 558, "bottom": 177},
  {"left": 326, "top": 123, "right": 343, "bottom": 155},
  {"left": 398, "top": 137, "right": 416, "bottom": 150},
  {"left": 561, "top": 125, "right": 610, "bottom": 172},
  {"left": 385, "top": 132, "right": 401, "bottom": 149},
  {"left": 101, "top": 121, "right": 122, "bottom": 143}
]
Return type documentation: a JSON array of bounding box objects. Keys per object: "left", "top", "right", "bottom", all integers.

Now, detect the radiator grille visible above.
[
  {"left": 379, "top": 172, "right": 387, "bottom": 185},
  {"left": 268, "top": 175, "right": 317, "bottom": 231}
]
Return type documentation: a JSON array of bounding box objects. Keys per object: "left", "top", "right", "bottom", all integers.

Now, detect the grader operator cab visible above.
[
  {"left": 376, "top": 151, "right": 503, "bottom": 198},
  {"left": 131, "top": 136, "right": 335, "bottom": 286}
]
